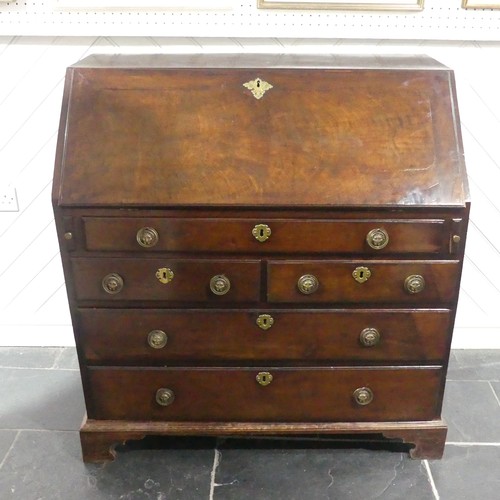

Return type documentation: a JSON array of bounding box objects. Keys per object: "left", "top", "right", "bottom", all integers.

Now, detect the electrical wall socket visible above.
[{"left": 0, "top": 186, "right": 19, "bottom": 212}]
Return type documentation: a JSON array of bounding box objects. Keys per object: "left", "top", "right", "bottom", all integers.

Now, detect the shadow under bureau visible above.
[{"left": 52, "top": 54, "right": 469, "bottom": 462}]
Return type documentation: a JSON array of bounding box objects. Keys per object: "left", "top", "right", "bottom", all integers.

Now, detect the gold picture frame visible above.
[
  {"left": 462, "top": 0, "right": 500, "bottom": 8},
  {"left": 258, "top": 0, "right": 424, "bottom": 10}
]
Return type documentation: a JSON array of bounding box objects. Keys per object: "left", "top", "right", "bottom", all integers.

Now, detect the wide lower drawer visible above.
[
  {"left": 71, "top": 258, "right": 261, "bottom": 302},
  {"left": 78, "top": 309, "right": 451, "bottom": 364},
  {"left": 87, "top": 366, "right": 443, "bottom": 422},
  {"left": 268, "top": 260, "right": 460, "bottom": 304},
  {"left": 83, "top": 217, "right": 449, "bottom": 255}
]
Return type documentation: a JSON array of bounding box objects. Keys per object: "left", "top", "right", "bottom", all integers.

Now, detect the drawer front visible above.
[
  {"left": 88, "top": 367, "right": 443, "bottom": 422},
  {"left": 78, "top": 309, "right": 451, "bottom": 364},
  {"left": 71, "top": 258, "right": 261, "bottom": 302},
  {"left": 268, "top": 260, "right": 460, "bottom": 304},
  {"left": 83, "top": 217, "right": 448, "bottom": 255}
]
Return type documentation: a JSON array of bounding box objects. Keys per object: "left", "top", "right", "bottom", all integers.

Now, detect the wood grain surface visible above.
[
  {"left": 54, "top": 56, "right": 468, "bottom": 208},
  {"left": 87, "top": 366, "right": 443, "bottom": 422}
]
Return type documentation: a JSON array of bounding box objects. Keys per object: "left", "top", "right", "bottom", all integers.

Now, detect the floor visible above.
[{"left": 0, "top": 349, "right": 498, "bottom": 500}]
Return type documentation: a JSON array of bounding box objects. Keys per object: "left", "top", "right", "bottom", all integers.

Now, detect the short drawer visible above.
[
  {"left": 83, "top": 217, "right": 449, "bottom": 255},
  {"left": 78, "top": 309, "right": 451, "bottom": 364},
  {"left": 71, "top": 258, "right": 261, "bottom": 302},
  {"left": 268, "top": 260, "right": 460, "bottom": 304},
  {"left": 87, "top": 366, "right": 443, "bottom": 422}
]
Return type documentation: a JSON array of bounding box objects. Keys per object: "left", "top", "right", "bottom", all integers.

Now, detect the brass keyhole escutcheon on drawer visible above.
[
  {"left": 297, "top": 274, "right": 319, "bottom": 295},
  {"left": 136, "top": 227, "right": 159, "bottom": 248},
  {"left": 256, "top": 372, "right": 273, "bottom": 386},
  {"left": 156, "top": 267, "right": 174, "bottom": 284},
  {"left": 352, "top": 266, "right": 371, "bottom": 284},
  {"left": 405, "top": 274, "right": 425, "bottom": 294},
  {"left": 366, "top": 228, "right": 389, "bottom": 250},
  {"left": 353, "top": 387, "right": 374, "bottom": 406},
  {"left": 359, "top": 328, "right": 380, "bottom": 347},
  {"left": 252, "top": 223, "right": 271, "bottom": 243},
  {"left": 155, "top": 388, "right": 175, "bottom": 407},
  {"left": 102, "top": 273, "right": 124, "bottom": 294},
  {"left": 147, "top": 330, "right": 168, "bottom": 349},
  {"left": 256, "top": 314, "right": 274, "bottom": 331},
  {"left": 210, "top": 274, "right": 231, "bottom": 295}
]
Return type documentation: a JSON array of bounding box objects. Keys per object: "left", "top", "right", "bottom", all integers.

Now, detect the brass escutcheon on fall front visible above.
[{"left": 243, "top": 77, "right": 273, "bottom": 99}]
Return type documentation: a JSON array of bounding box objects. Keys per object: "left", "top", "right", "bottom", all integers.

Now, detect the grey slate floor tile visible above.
[
  {"left": 53, "top": 347, "right": 79, "bottom": 370},
  {"left": 213, "top": 439, "right": 434, "bottom": 500},
  {"left": 0, "top": 368, "right": 85, "bottom": 431},
  {"left": 0, "top": 431, "right": 214, "bottom": 500},
  {"left": 447, "top": 350, "right": 500, "bottom": 381},
  {"left": 0, "top": 348, "right": 498, "bottom": 499},
  {"left": 429, "top": 445, "right": 500, "bottom": 500},
  {"left": 490, "top": 381, "right": 500, "bottom": 406},
  {"left": 442, "top": 380, "right": 500, "bottom": 442},
  {"left": 0, "top": 347, "right": 62, "bottom": 369},
  {"left": 0, "top": 430, "right": 18, "bottom": 465}
]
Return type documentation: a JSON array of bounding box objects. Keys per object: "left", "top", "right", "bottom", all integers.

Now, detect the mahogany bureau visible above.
[{"left": 52, "top": 54, "right": 469, "bottom": 462}]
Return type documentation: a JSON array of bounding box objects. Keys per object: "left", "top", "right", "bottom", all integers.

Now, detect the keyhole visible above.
[
  {"left": 256, "top": 79, "right": 261, "bottom": 88},
  {"left": 262, "top": 318, "right": 268, "bottom": 326},
  {"left": 259, "top": 228, "right": 264, "bottom": 237},
  {"left": 358, "top": 270, "right": 364, "bottom": 279},
  {"left": 256, "top": 371, "right": 273, "bottom": 386}
]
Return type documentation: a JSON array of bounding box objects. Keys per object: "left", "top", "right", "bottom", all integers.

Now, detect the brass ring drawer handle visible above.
[
  {"left": 366, "top": 228, "right": 389, "bottom": 250},
  {"left": 102, "top": 273, "right": 124, "bottom": 294},
  {"left": 148, "top": 330, "right": 168, "bottom": 349},
  {"left": 353, "top": 387, "right": 374, "bottom": 406},
  {"left": 136, "top": 227, "right": 159, "bottom": 248},
  {"left": 297, "top": 274, "right": 319, "bottom": 295},
  {"left": 359, "top": 328, "right": 380, "bottom": 347},
  {"left": 405, "top": 274, "right": 425, "bottom": 294},
  {"left": 210, "top": 274, "right": 231, "bottom": 295},
  {"left": 156, "top": 388, "right": 175, "bottom": 407}
]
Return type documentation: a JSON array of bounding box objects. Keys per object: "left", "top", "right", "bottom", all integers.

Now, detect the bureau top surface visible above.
[{"left": 53, "top": 54, "right": 469, "bottom": 209}]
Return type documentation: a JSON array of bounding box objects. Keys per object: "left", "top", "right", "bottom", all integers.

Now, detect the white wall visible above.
[
  {"left": 0, "top": 36, "right": 499, "bottom": 348},
  {"left": 1, "top": 0, "right": 500, "bottom": 40}
]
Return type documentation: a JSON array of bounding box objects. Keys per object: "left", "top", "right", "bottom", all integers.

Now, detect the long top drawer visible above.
[{"left": 83, "top": 217, "right": 450, "bottom": 255}]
